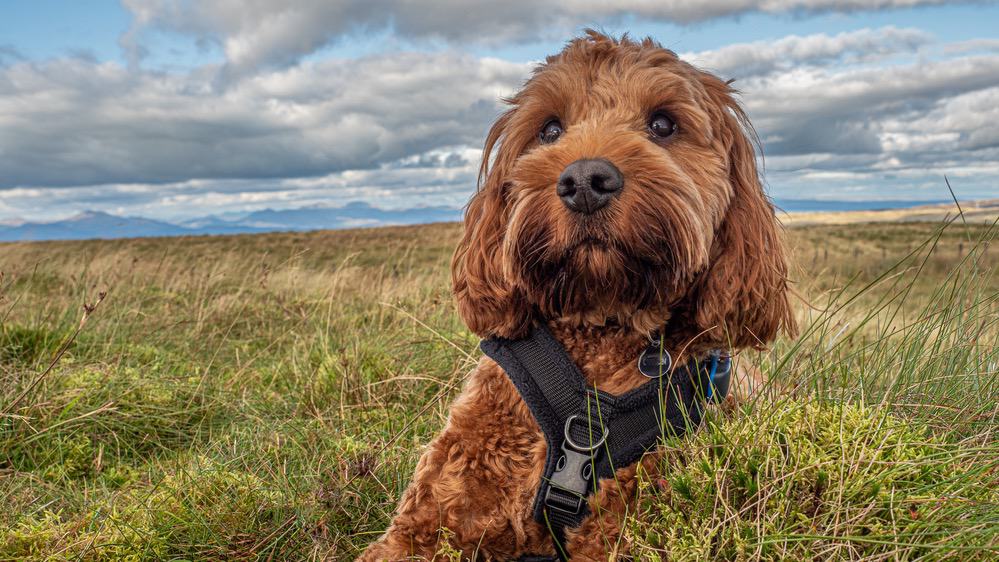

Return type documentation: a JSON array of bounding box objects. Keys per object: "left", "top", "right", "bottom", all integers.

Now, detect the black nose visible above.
[{"left": 556, "top": 159, "right": 624, "bottom": 214}]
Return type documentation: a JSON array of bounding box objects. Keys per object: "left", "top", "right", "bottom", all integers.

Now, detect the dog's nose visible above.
[{"left": 556, "top": 159, "right": 623, "bottom": 214}]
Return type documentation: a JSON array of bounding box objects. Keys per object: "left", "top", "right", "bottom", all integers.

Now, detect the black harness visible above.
[{"left": 480, "top": 324, "right": 731, "bottom": 561}]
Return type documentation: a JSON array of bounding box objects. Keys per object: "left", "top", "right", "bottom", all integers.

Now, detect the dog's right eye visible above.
[
  {"left": 539, "top": 120, "right": 563, "bottom": 145},
  {"left": 649, "top": 112, "right": 677, "bottom": 139}
]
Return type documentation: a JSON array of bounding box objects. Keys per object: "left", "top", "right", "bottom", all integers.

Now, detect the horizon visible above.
[
  {"left": 5, "top": 196, "right": 996, "bottom": 243},
  {"left": 2, "top": 1, "right": 998, "bottom": 223},
  {"left": 0, "top": 196, "right": 979, "bottom": 224}
]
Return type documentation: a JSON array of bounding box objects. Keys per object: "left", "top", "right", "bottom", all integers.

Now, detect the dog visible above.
[{"left": 359, "top": 31, "right": 793, "bottom": 561}]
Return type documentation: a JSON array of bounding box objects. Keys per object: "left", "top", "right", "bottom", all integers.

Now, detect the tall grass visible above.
[
  {"left": 628, "top": 219, "right": 998, "bottom": 560},
  {"left": 0, "top": 220, "right": 996, "bottom": 560}
]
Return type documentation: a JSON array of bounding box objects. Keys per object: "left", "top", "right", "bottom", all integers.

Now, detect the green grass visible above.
[{"left": 0, "top": 220, "right": 996, "bottom": 560}]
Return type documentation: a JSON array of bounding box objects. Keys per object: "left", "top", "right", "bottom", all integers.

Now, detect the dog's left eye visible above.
[
  {"left": 649, "top": 113, "right": 677, "bottom": 138},
  {"left": 539, "top": 120, "right": 563, "bottom": 144}
]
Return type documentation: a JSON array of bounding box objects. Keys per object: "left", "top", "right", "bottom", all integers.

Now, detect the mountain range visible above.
[
  {"left": 0, "top": 202, "right": 463, "bottom": 242},
  {"left": 0, "top": 199, "right": 955, "bottom": 242}
]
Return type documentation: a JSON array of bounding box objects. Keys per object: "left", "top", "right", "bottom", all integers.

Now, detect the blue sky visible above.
[{"left": 1, "top": 1, "right": 998, "bottom": 222}]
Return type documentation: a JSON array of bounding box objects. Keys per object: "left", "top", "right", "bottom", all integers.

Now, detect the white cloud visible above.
[
  {"left": 683, "top": 27, "right": 932, "bottom": 78},
  {"left": 734, "top": 52, "right": 999, "bottom": 177},
  {"left": 120, "top": 0, "right": 954, "bottom": 72}
]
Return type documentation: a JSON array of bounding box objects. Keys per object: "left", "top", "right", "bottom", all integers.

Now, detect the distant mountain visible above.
[
  {"left": 0, "top": 203, "right": 463, "bottom": 242},
  {"left": 0, "top": 211, "right": 189, "bottom": 241},
  {"left": 176, "top": 215, "right": 270, "bottom": 236},
  {"left": 238, "top": 202, "right": 462, "bottom": 230}
]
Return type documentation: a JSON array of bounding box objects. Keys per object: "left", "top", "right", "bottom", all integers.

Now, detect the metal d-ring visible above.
[{"left": 563, "top": 414, "right": 608, "bottom": 452}]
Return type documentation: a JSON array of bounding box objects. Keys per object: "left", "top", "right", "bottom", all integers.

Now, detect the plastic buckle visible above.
[
  {"left": 543, "top": 415, "right": 608, "bottom": 515},
  {"left": 543, "top": 447, "right": 590, "bottom": 514}
]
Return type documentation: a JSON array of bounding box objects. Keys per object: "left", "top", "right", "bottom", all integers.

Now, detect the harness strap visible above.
[{"left": 481, "top": 324, "right": 731, "bottom": 561}]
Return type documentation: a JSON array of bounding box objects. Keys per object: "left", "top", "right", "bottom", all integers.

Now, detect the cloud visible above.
[
  {"left": 3, "top": 22, "right": 999, "bottom": 221},
  {"left": 0, "top": 53, "right": 525, "bottom": 189},
  {"left": 120, "top": 0, "right": 955, "bottom": 73},
  {"left": 0, "top": 147, "right": 482, "bottom": 222},
  {"left": 744, "top": 55, "right": 999, "bottom": 160},
  {"left": 683, "top": 27, "right": 932, "bottom": 78},
  {"left": 729, "top": 40, "right": 999, "bottom": 201},
  {"left": 943, "top": 38, "right": 999, "bottom": 55}
]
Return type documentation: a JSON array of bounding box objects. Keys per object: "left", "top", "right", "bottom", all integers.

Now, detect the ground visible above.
[{"left": 1, "top": 217, "right": 997, "bottom": 560}]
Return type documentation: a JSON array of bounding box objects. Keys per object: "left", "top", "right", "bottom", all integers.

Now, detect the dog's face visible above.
[{"left": 453, "top": 32, "right": 793, "bottom": 349}]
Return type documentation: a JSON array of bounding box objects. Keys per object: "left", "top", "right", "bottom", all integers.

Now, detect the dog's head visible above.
[{"left": 452, "top": 32, "right": 793, "bottom": 350}]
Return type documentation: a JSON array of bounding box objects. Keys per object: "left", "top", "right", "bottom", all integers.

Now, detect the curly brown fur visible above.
[{"left": 359, "top": 31, "right": 794, "bottom": 561}]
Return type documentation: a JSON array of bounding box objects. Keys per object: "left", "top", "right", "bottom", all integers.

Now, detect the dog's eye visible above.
[
  {"left": 648, "top": 113, "right": 677, "bottom": 138},
  {"left": 539, "top": 119, "right": 563, "bottom": 144}
]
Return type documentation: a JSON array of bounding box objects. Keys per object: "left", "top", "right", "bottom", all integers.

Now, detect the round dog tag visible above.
[{"left": 638, "top": 341, "right": 672, "bottom": 378}]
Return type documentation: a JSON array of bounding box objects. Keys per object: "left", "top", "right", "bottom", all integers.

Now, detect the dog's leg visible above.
[
  {"left": 357, "top": 442, "right": 462, "bottom": 561},
  {"left": 358, "top": 360, "right": 550, "bottom": 561}
]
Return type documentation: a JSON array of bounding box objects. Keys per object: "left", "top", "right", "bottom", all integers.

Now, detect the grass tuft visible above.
[{"left": 630, "top": 401, "right": 998, "bottom": 560}]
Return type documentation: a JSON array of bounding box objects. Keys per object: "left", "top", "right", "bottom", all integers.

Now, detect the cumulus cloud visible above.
[
  {"left": 0, "top": 53, "right": 525, "bottom": 188},
  {"left": 744, "top": 54, "right": 999, "bottom": 159},
  {"left": 120, "top": 0, "right": 954, "bottom": 72},
  {"left": 683, "top": 26, "right": 932, "bottom": 78}
]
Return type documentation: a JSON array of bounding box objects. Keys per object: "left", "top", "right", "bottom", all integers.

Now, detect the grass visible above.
[{"left": 0, "top": 219, "right": 996, "bottom": 560}]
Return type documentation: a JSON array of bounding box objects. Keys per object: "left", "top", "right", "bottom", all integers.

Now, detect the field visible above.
[{"left": 1, "top": 216, "right": 997, "bottom": 560}]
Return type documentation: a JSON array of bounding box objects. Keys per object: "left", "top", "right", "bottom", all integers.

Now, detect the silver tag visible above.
[{"left": 638, "top": 341, "right": 672, "bottom": 378}]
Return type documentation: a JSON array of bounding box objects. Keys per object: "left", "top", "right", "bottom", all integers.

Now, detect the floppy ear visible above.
[
  {"left": 451, "top": 110, "right": 533, "bottom": 338},
  {"left": 688, "top": 78, "right": 795, "bottom": 349}
]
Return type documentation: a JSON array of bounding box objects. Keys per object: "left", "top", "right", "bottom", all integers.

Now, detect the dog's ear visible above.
[
  {"left": 451, "top": 110, "right": 533, "bottom": 338},
  {"left": 686, "top": 76, "right": 795, "bottom": 349}
]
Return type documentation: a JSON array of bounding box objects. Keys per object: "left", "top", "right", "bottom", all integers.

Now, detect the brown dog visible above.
[{"left": 359, "top": 31, "right": 793, "bottom": 561}]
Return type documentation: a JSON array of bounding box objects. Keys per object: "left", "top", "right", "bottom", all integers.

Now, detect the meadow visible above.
[{"left": 1, "top": 216, "right": 997, "bottom": 560}]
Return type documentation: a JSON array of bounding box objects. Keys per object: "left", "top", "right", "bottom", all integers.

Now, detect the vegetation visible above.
[{"left": 1, "top": 219, "right": 996, "bottom": 560}]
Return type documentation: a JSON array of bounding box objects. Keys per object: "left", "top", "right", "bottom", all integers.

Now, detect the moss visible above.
[
  {"left": 0, "top": 459, "right": 291, "bottom": 561},
  {"left": 40, "top": 433, "right": 95, "bottom": 481},
  {"left": 628, "top": 401, "right": 999, "bottom": 561}
]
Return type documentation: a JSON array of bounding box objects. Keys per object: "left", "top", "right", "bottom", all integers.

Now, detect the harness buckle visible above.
[
  {"left": 543, "top": 415, "right": 608, "bottom": 515},
  {"left": 543, "top": 445, "right": 592, "bottom": 515}
]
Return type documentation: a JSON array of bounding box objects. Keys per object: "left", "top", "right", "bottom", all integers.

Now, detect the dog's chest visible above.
[{"left": 458, "top": 326, "right": 655, "bottom": 556}]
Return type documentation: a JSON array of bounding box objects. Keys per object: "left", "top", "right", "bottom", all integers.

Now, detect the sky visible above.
[{"left": 1, "top": 1, "right": 998, "bottom": 223}]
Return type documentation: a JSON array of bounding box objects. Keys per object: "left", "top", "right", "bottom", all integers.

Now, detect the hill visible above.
[{"left": 0, "top": 203, "right": 462, "bottom": 242}]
